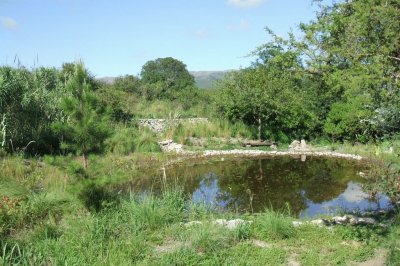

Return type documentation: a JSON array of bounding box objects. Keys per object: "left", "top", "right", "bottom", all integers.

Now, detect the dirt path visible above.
[{"left": 350, "top": 248, "right": 387, "bottom": 266}]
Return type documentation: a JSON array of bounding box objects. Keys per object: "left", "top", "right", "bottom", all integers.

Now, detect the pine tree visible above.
[{"left": 52, "top": 62, "right": 111, "bottom": 169}]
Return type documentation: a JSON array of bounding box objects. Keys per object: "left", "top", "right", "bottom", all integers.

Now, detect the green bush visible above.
[{"left": 324, "top": 98, "right": 376, "bottom": 143}]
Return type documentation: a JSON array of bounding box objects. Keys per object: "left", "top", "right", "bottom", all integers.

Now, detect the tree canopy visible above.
[
  {"left": 217, "top": 0, "right": 400, "bottom": 142},
  {"left": 140, "top": 57, "right": 195, "bottom": 100}
]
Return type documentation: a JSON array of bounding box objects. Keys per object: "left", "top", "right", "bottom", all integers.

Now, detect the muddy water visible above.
[{"left": 126, "top": 156, "right": 391, "bottom": 217}]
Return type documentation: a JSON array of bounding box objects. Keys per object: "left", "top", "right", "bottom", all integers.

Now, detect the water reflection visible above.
[
  {"left": 123, "top": 156, "right": 391, "bottom": 217},
  {"left": 300, "top": 181, "right": 388, "bottom": 217}
]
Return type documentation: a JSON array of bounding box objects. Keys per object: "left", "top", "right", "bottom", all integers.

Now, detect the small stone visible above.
[
  {"left": 225, "top": 219, "right": 248, "bottom": 230},
  {"left": 212, "top": 219, "right": 251, "bottom": 230},
  {"left": 289, "top": 140, "right": 301, "bottom": 150},
  {"left": 300, "top": 139, "right": 307, "bottom": 149},
  {"left": 358, "top": 171, "right": 366, "bottom": 177},
  {"left": 357, "top": 217, "right": 376, "bottom": 225},
  {"left": 349, "top": 217, "right": 359, "bottom": 225},
  {"left": 332, "top": 216, "right": 349, "bottom": 224},
  {"left": 310, "top": 219, "right": 327, "bottom": 226}
]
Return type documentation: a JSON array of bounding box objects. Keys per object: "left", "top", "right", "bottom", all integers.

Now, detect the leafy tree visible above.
[
  {"left": 217, "top": 40, "right": 317, "bottom": 141},
  {"left": 52, "top": 63, "right": 111, "bottom": 169},
  {"left": 114, "top": 75, "right": 141, "bottom": 94},
  {"left": 140, "top": 57, "right": 195, "bottom": 100},
  {"left": 297, "top": 0, "right": 400, "bottom": 141},
  {"left": 323, "top": 97, "right": 376, "bottom": 142}
]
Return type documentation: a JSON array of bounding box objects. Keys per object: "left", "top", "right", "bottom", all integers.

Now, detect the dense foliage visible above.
[
  {"left": 0, "top": 0, "right": 399, "bottom": 153},
  {"left": 217, "top": 0, "right": 400, "bottom": 142},
  {"left": 0, "top": 66, "right": 66, "bottom": 154},
  {"left": 1, "top": 1, "right": 400, "bottom": 264},
  {"left": 140, "top": 57, "right": 196, "bottom": 100}
]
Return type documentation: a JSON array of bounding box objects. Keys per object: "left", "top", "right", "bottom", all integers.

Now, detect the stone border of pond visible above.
[
  {"left": 201, "top": 149, "right": 363, "bottom": 160},
  {"left": 160, "top": 148, "right": 365, "bottom": 169}
]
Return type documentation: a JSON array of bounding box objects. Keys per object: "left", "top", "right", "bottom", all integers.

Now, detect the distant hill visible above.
[
  {"left": 97, "top": 70, "right": 233, "bottom": 89},
  {"left": 97, "top": 76, "right": 116, "bottom": 84},
  {"left": 189, "top": 70, "right": 232, "bottom": 89}
]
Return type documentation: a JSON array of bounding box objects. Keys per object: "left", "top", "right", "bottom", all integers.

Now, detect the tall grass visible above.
[
  {"left": 105, "top": 126, "right": 137, "bottom": 155},
  {"left": 253, "top": 208, "right": 296, "bottom": 240},
  {"left": 1, "top": 190, "right": 187, "bottom": 265},
  {"left": 164, "top": 119, "right": 254, "bottom": 144},
  {"left": 135, "top": 127, "right": 161, "bottom": 153},
  {"left": 105, "top": 125, "right": 161, "bottom": 154}
]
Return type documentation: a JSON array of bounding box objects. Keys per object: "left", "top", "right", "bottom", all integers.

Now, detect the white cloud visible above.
[
  {"left": 0, "top": 16, "right": 17, "bottom": 30},
  {"left": 340, "top": 182, "right": 369, "bottom": 203},
  {"left": 227, "top": 19, "right": 251, "bottom": 31},
  {"left": 227, "top": 0, "right": 265, "bottom": 8}
]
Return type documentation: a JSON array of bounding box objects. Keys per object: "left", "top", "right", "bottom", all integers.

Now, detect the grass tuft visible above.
[{"left": 253, "top": 208, "right": 296, "bottom": 240}]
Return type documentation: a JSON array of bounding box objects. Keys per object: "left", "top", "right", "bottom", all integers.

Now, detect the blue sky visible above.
[{"left": 0, "top": 0, "right": 320, "bottom": 77}]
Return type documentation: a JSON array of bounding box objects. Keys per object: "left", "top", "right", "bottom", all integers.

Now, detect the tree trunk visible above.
[
  {"left": 83, "top": 153, "right": 88, "bottom": 170},
  {"left": 258, "top": 117, "right": 262, "bottom": 141}
]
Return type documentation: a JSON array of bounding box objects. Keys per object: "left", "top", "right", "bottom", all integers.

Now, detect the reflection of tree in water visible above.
[
  {"left": 115, "top": 157, "right": 366, "bottom": 216},
  {"left": 301, "top": 158, "right": 363, "bottom": 203},
  {"left": 216, "top": 158, "right": 308, "bottom": 214}
]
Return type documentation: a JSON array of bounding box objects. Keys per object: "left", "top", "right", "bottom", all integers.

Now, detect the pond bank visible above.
[{"left": 202, "top": 149, "right": 363, "bottom": 160}]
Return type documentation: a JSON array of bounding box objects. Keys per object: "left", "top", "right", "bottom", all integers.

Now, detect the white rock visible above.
[
  {"left": 358, "top": 171, "right": 367, "bottom": 177},
  {"left": 212, "top": 219, "right": 252, "bottom": 230},
  {"left": 349, "top": 217, "right": 359, "bottom": 225},
  {"left": 292, "top": 221, "right": 304, "bottom": 227},
  {"left": 357, "top": 217, "right": 376, "bottom": 225},
  {"left": 289, "top": 140, "right": 301, "bottom": 150},
  {"left": 310, "top": 219, "right": 327, "bottom": 226},
  {"left": 300, "top": 139, "right": 307, "bottom": 149},
  {"left": 332, "top": 216, "right": 349, "bottom": 224},
  {"left": 225, "top": 219, "right": 249, "bottom": 230},
  {"left": 213, "top": 219, "right": 227, "bottom": 226}
]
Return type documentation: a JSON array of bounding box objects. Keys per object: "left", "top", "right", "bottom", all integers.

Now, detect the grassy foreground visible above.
[{"left": 1, "top": 143, "right": 399, "bottom": 265}]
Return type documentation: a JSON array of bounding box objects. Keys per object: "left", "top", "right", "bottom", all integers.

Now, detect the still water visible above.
[{"left": 128, "top": 156, "right": 391, "bottom": 217}]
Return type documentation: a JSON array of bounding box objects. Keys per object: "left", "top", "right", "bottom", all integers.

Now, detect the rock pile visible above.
[
  {"left": 202, "top": 149, "right": 363, "bottom": 160},
  {"left": 158, "top": 139, "right": 184, "bottom": 153},
  {"left": 289, "top": 139, "right": 309, "bottom": 151},
  {"left": 293, "top": 215, "right": 386, "bottom": 227}
]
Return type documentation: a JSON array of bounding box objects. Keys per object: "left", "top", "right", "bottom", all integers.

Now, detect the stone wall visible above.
[{"left": 138, "top": 118, "right": 209, "bottom": 134}]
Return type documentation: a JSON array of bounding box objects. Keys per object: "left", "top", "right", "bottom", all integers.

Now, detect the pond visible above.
[{"left": 125, "top": 155, "right": 391, "bottom": 217}]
